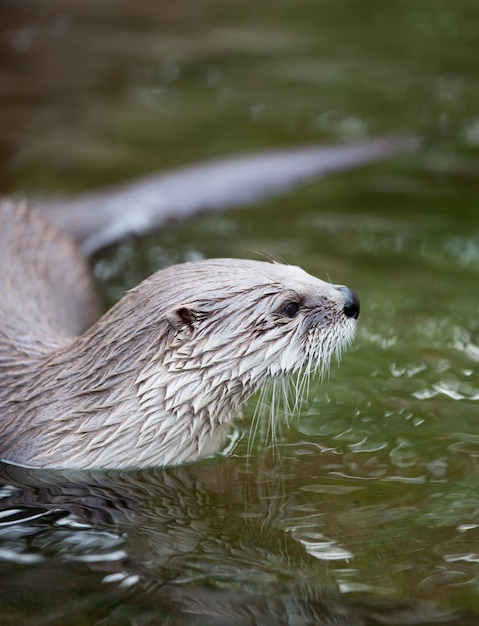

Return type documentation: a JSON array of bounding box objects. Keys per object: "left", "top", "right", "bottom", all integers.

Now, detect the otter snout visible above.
[{"left": 334, "top": 285, "right": 360, "bottom": 320}]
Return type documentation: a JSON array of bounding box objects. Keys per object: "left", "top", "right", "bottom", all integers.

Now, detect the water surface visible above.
[{"left": 2, "top": 1, "right": 479, "bottom": 624}]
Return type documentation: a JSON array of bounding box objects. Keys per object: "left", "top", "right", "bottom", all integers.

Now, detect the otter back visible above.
[{"left": 0, "top": 201, "right": 100, "bottom": 357}]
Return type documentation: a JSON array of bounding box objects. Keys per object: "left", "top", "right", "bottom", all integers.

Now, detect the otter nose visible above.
[{"left": 335, "top": 285, "right": 360, "bottom": 320}]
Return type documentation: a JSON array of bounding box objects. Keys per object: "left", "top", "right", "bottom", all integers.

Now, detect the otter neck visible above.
[{"left": 2, "top": 299, "right": 261, "bottom": 469}]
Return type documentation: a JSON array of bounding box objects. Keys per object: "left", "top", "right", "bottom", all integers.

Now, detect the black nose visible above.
[{"left": 335, "top": 286, "right": 360, "bottom": 320}]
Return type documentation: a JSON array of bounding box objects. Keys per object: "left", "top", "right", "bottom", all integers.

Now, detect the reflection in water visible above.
[
  {"left": 0, "top": 460, "right": 347, "bottom": 625},
  {"left": 0, "top": 460, "right": 467, "bottom": 625}
]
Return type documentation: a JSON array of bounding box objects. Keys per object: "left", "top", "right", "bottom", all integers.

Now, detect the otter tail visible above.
[{"left": 37, "top": 135, "right": 419, "bottom": 256}]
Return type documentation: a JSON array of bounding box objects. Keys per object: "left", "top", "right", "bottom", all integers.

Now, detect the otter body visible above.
[
  {"left": 0, "top": 200, "right": 358, "bottom": 469},
  {"left": 2, "top": 138, "right": 419, "bottom": 469}
]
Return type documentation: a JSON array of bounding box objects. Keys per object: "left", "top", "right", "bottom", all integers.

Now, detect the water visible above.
[{"left": 2, "top": 1, "right": 479, "bottom": 624}]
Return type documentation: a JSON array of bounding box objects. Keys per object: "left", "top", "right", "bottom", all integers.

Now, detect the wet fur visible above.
[
  {"left": 0, "top": 201, "right": 356, "bottom": 469},
  {"left": 1, "top": 138, "right": 414, "bottom": 469}
]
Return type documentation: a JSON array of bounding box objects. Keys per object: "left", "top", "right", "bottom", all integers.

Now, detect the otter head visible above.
[{"left": 134, "top": 259, "right": 359, "bottom": 435}]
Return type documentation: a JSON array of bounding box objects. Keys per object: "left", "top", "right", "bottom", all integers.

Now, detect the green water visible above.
[{"left": 2, "top": 1, "right": 479, "bottom": 624}]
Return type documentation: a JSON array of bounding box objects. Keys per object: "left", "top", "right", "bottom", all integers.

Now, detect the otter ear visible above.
[
  {"left": 167, "top": 307, "right": 197, "bottom": 344},
  {"left": 170, "top": 307, "right": 196, "bottom": 330}
]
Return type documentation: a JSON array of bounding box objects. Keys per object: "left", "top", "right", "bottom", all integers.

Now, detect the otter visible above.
[
  {"left": 0, "top": 137, "right": 415, "bottom": 469},
  {"left": 0, "top": 201, "right": 358, "bottom": 468}
]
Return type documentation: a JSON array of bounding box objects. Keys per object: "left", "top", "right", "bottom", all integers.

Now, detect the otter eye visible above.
[{"left": 282, "top": 301, "right": 300, "bottom": 318}]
